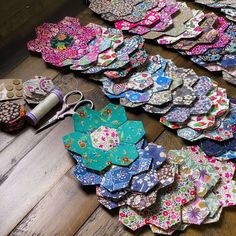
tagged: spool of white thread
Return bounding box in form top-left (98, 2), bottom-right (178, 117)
top-left (26, 89), bottom-right (63, 126)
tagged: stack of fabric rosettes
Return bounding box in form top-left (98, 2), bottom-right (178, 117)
top-left (193, 0), bottom-right (236, 23)
top-left (27, 15), bottom-right (236, 235)
top-left (27, 16), bottom-right (235, 144)
top-left (89, 0), bottom-right (236, 85)
top-left (62, 103), bottom-right (236, 235)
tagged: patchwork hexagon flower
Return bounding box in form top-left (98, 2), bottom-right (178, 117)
top-left (63, 103), bottom-right (145, 171)
top-left (27, 17), bottom-right (97, 66)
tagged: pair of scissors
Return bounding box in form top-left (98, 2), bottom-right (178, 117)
top-left (36, 90), bottom-right (94, 133)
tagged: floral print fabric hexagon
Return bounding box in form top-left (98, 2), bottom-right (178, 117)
top-left (89, 0), bottom-right (143, 17)
top-left (90, 126), bottom-right (120, 151)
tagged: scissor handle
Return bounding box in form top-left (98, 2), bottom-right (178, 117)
top-left (73, 99), bottom-right (94, 112)
top-left (63, 90), bottom-right (84, 107)
top-left (58, 99), bottom-right (94, 118)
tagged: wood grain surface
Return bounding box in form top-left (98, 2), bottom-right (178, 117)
top-left (0, 1), bottom-right (235, 236)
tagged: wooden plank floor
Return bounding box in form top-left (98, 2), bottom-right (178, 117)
top-left (0, 2), bottom-right (235, 236)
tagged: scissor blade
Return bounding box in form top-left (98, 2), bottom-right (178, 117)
top-left (35, 117), bottom-right (58, 133)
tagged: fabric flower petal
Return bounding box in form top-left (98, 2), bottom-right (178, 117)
top-left (73, 108), bottom-right (101, 133)
top-left (107, 143), bottom-right (139, 166)
top-left (99, 103), bottom-right (127, 128)
top-left (118, 121), bottom-right (145, 144)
